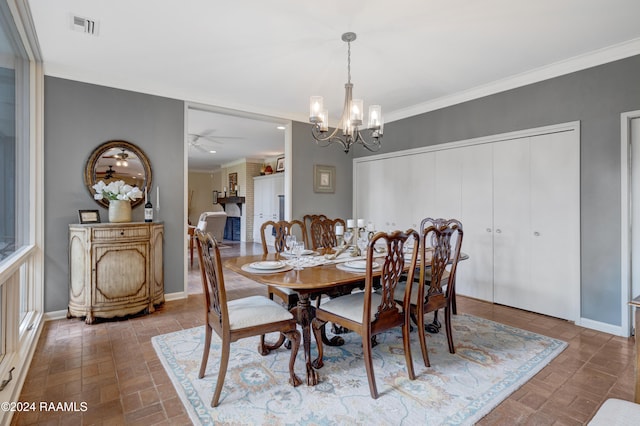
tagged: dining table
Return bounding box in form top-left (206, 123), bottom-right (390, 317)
top-left (224, 246), bottom-right (467, 386)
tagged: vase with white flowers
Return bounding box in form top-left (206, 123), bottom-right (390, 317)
top-left (92, 180), bottom-right (144, 223)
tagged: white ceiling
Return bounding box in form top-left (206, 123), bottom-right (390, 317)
top-left (28, 0), bottom-right (640, 168)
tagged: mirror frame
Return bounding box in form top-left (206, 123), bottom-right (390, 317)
top-left (84, 140), bottom-right (152, 209)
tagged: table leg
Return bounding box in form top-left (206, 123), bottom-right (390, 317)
top-left (290, 295), bottom-right (319, 386)
top-left (190, 235), bottom-right (194, 267)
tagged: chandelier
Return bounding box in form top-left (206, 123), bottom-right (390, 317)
top-left (309, 32), bottom-right (383, 154)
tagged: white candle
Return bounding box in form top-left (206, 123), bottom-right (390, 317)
top-left (346, 219), bottom-right (354, 229)
top-left (367, 222), bottom-right (375, 232)
top-left (156, 186), bottom-right (160, 209)
top-left (335, 225), bottom-right (344, 236)
top-left (357, 218), bottom-right (365, 228)
top-left (144, 188), bottom-right (148, 204)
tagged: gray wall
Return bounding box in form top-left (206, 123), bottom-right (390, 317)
top-left (291, 121), bottom-right (353, 221)
top-left (44, 77), bottom-right (184, 312)
top-left (355, 54), bottom-right (640, 326)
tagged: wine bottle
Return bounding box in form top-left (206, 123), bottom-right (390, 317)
top-left (144, 189), bottom-right (153, 222)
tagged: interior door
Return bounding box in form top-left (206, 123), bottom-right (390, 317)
top-left (458, 143), bottom-right (494, 301)
top-left (493, 137), bottom-right (531, 309)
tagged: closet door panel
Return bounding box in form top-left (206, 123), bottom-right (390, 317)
top-left (434, 149), bottom-right (462, 219)
top-left (411, 151), bottom-right (437, 229)
top-left (493, 138), bottom-right (531, 308)
top-left (529, 131), bottom-right (580, 320)
top-left (458, 143), bottom-right (494, 301)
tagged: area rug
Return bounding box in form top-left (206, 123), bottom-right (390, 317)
top-left (152, 314), bottom-right (566, 425)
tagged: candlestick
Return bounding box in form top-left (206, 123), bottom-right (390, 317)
top-left (357, 218), bottom-right (365, 228)
top-left (367, 222), bottom-right (375, 232)
top-left (335, 225), bottom-right (344, 236)
top-left (346, 219), bottom-right (354, 229)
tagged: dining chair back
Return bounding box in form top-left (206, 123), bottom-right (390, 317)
top-left (309, 217), bottom-right (346, 250)
top-left (311, 229), bottom-right (420, 399)
top-left (260, 219), bottom-right (308, 255)
top-left (415, 218), bottom-right (464, 366)
top-left (303, 214), bottom-right (328, 244)
top-left (194, 229), bottom-right (301, 406)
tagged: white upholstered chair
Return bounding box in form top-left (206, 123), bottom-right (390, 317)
top-left (197, 211), bottom-right (227, 242)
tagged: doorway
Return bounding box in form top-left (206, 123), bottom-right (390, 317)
top-left (621, 110), bottom-right (640, 336)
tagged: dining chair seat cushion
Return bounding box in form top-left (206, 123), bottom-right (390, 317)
top-left (228, 295), bottom-right (294, 329)
top-left (318, 291), bottom-right (383, 324)
top-left (393, 281), bottom-right (449, 305)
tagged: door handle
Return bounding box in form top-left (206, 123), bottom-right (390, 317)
top-left (486, 228), bottom-right (492, 233)
top-left (533, 231), bottom-right (540, 237)
top-left (495, 229), bottom-right (502, 234)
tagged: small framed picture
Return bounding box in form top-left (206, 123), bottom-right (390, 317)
top-left (313, 164), bottom-right (336, 193)
top-left (78, 210), bottom-right (101, 224)
top-left (276, 157), bottom-right (285, 172)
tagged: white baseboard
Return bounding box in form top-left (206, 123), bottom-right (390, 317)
top-left (45, 292), bottom-right (189, 321)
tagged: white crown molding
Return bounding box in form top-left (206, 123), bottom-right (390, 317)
top-left (44, 37), bottom-right (640, 126)
top-left (385, 37), bottom-right (640, 123)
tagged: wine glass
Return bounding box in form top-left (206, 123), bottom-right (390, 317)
top-left (357, 234), bottom-right (368, 258)
top-left (293, 242), bottom-right (304, 270)
top-left (285, 234), bottom-right (296, 255)
top-left (343, 230), bottom-right (353, 248)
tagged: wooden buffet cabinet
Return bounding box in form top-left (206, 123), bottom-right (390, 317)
top-left (68, 222), bottom-right (164, 324)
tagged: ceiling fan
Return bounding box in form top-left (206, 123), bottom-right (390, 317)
top-left (187, 130), bottom-right (245, 149)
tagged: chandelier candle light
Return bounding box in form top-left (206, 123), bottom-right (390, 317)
top-left (309, 32), bottom-right (383, 154)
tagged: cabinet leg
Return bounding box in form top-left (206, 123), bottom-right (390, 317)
top-left (85, 312), bottom-right (94, 324)
top-left (66, 308), bottom-right (72, 319)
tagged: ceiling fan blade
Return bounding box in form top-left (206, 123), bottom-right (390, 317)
top-left (189, 144), bottom-right (214, 154)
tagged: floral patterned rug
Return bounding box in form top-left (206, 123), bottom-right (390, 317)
top-left (152, 314), bottom-right (566, 425)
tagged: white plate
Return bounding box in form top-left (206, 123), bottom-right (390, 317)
top-left (344, 260), bottom-right (380, 270)
top-left (249, 261), bottom-right (285, 270)
top-left (301, 249), bottom-right (316, 256)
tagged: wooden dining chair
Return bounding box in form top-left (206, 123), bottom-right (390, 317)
top-left (397, 218), bottom-right (463, 367)
top-left (303, 214), bottom-right (327, 245)
top-left (194, 229), bottom-right (302, 406)
top-left (309, 217), bottom-right (346, 250)
top-left (260, 219), bottom-right (308, 308)
top-left (311, 229), bottom-right (420, 399)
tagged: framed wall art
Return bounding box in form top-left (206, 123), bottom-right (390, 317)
top-left (313, 164), bottom-right (335, 193)
top-left (276, 157), bottom-right (285, 172)
top-left (78, 209), bottom-right (101, 224)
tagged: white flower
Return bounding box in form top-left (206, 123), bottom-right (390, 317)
top-left (92, 180), bottom-right (144, 202)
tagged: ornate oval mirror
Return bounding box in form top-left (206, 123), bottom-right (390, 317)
top-left (84, 140), bottom-right (152, 209)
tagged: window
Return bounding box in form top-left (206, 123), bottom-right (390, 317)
top-left (0, 0), bottom-right (44, 419)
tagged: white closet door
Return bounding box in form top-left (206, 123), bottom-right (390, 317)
top-left (493, 137), bottom-right (531, 309)
top-left (434, 148), bottom-right (462, 219)
top-left (355, 160), bottom-right (381, 229)
top-left (529, 131), bottom-right (580, 320)
top-left (411, 151), bottom-right (437, 229)
top-left (382, 155), bottom-right (406, 232)
top-left (458, 143), bottom-right (494, 301)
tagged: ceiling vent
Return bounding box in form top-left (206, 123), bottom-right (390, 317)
top-left (70, 14), bottom-right (99, 36)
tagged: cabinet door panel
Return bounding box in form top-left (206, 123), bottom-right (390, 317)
top-left (529, 131), bottom-right (580, 320)
top-left (458, 143), bottom-right (494, 301)
top-left (493, 138), bottom-right (531, 308)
